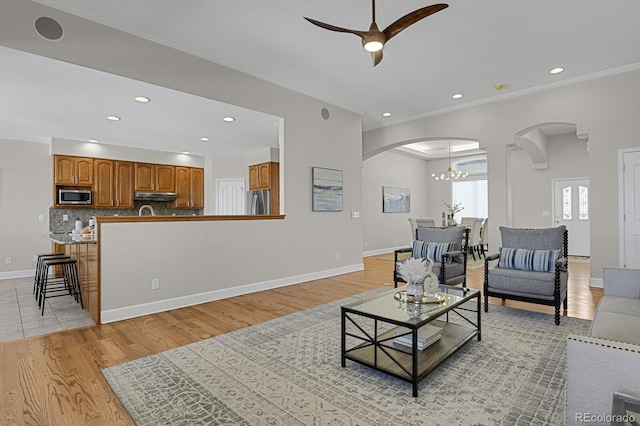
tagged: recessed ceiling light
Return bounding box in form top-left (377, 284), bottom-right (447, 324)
top-left (182, 151), bottom-right (190, 155)
top-left (223, 116), bottom-right (235, 122)
top-left (134, 96), bottom-right (150, 103)
top-left (200, 137), bottom-right (211, 142)
top-left (382, 112), bottom-right (392, 117)
top-left (106, 115), bottom-right (120, 121)
top-left (452, 93), bottom-right (463, 99)
top-left (494, 83), bottom-right (505, 91)
top-left (88, 139), bottom-right (99, 143)
top-left (550, 67), bottom-right (564, 74)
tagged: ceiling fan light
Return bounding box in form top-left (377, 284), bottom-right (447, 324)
top-left (364, 40), bottom-right (383, 52)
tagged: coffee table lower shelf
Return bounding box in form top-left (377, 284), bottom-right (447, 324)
top-left (343, 320), bottom-right (478, 396)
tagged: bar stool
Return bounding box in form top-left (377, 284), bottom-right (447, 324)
top-left (33, 253), bottom-right (70, 298)
top-left (38, 257), bottom-right (83, 315)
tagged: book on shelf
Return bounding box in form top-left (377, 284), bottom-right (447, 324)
top-left (393, 324), bottom-right (442, 351)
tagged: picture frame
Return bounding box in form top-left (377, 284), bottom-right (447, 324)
top-left (312, 167), bottom-right (343, 212)
top-left (383, 186), bottom-right (410, 213)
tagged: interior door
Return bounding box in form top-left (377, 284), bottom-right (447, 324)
top-left (553, 178), bottom-right (590, 257)
top-left (622, 151), bottom-right (640, 268)
top-left (217, 179), bottom-right (245, 215)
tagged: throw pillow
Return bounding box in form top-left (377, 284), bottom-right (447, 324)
top-left (412, 241), bottom-right (457, 263)
top-left (498, 248), bottom-right (560, 272)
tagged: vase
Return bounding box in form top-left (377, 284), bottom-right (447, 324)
top-left (424, 258), bottom-right (440, 300)
top-left (405, 303), bottom-right (422, 319)
top-left (405, 280), bottom-right (424, 303)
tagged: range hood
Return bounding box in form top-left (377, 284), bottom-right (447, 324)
top-left (134, 191), bottom-right (177, 202)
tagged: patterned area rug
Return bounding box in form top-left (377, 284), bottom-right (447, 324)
top-left (103, 288), bottom-right (591, 425)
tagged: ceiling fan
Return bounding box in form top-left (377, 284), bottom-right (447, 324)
top-left (304, 1), bottom-right (448, 66)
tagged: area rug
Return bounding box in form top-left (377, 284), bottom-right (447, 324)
top-left (102, 288), bottom-right (591, 425)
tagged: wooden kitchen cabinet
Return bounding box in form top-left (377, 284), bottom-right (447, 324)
top-left (174, 167), bottom-right (204, 209)
top-left (249, 162), bottom-right (277, 190)
top-left (92, 160), bottom-right (134, 208)
top-left (54, 155), bottom-right (93, 186)
top-left (135, 163), bottom-right (175, 193)
top-left (93, 159), bottom-right (114, 207)
top-left (114, 161), bottom-right (134, 208)
top-left (248, 162), bottom-right (279, 214)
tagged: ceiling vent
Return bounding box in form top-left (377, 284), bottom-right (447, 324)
top-left (35, 17), bottom-right (64, 41)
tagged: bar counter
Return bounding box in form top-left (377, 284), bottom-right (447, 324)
top-left (45, 233), bottom-right (99, 323)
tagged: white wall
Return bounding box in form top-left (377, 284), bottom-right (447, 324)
top-left (364, 69), bottom-right (640, 279)
top-left (0, 139), bottom-right (51, 277)
top-left (0, 2), bottom-right (365, 310)
top-left (52, 138), bottom-right (205, 168)
top-left (362, 150), bottom-right (430, 253)
top-left (510, 133), bottom-right (589, 228)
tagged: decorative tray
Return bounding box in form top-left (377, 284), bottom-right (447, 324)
top-left (394, 290), bottom-right (445, 304)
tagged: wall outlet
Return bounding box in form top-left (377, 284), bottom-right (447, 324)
top-left (351, 211), bottom-right (360, 218)
top-left (151, 278), bottom-right (160, 290)
top-left (33, 255), bottom-right (38, 262)
top-left (63, 214), bottom-right (69, 221)
top-left (5, 257), bottom-right (11, 265)
top-left (38, 214), bottom-right (45, 222)
top-left (335, 253), bottom-right (340, 261)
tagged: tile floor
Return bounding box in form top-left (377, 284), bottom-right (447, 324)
top-left (0, 276), bottom-right (95, 344)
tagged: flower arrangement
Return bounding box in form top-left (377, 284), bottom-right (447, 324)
top-left (442, 199), bottom-right (464, 216)
top-left (396, 257), bottom-right (428, 284)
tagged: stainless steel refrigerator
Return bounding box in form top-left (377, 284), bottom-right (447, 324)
top-left (247, 189), bottom-right (270, 215)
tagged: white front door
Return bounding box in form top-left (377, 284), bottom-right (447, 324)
top-left (622, 151), bottom-right (640, 268)
top-left (553, 178), bottom-right (590, 257)
top-left (217, 179), bottom-right (245, 215)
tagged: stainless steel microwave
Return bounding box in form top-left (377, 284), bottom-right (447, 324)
top-left (58, 189), bottom-right (92, 205)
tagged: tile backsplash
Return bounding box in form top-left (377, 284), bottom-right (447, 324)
top-left (49, 201), bottom-right (202, 233)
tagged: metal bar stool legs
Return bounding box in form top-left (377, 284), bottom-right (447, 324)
top-left (39, 257), bottom-right (83, 315)
top-left (33, 253), bottom-right (69, 298)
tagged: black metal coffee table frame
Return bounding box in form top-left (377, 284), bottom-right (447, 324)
top-left (341, 286), bottom-right (481, 397)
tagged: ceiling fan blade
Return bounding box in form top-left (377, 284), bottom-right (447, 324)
top-left (371, 50), bottom-right (383, 67)
top-left (304, 17), bottom-right (367, 38)
top-left (383, 3), bottom-right (448, 41)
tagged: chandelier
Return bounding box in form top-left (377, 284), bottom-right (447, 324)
top-left (432, 140), bottom-right (468, 181)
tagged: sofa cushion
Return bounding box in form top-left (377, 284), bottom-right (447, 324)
top-left (498, 248), bottom-right (560, 272)
top-left (487, 266), bottom-right (567, 299)
top-left (412, 241), bottom-right (456, 263)
top-left (431, 261), bottom-right (465, 283)
top-left (590, 296), bottom-right (640, 345)
top-left (499, 226), bottom-right (566, 251)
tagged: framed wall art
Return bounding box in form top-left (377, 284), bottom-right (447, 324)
top-left (312, 167), bottom-right (343, 212)
top-left (383, 186), bottom-right (410, 213)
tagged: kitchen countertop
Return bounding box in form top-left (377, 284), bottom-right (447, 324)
top-left (95, 214), bottom-right (285, 223)
top-left (46, 233), bottom-right (97, 245)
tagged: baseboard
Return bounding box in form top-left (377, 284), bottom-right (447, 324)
top-left (0, 269), bottom-right (35, 280)
top-left (589, 277), bottom-right (604, 288)
top-left (100, 263), bottom-right (365, 324)
top-left (364, 246), bottom-right (408, 257)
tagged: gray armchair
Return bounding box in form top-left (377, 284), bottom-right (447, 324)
top-left (484, 226), bottom-right (568, 325)
top-left (394, 226), bottom-right (469, 288)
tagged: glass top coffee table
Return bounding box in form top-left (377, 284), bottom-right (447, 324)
top-left (341, 285), bottom-right (481, 397)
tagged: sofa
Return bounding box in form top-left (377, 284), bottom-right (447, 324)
top-left (566, 267), bottom-right (640, 424)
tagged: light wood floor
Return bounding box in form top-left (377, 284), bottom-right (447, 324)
top-left (0, 255), bottom-right (601, 425)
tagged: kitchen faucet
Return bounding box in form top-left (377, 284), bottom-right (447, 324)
top-left (138, 204), bottom-right (155, 216)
